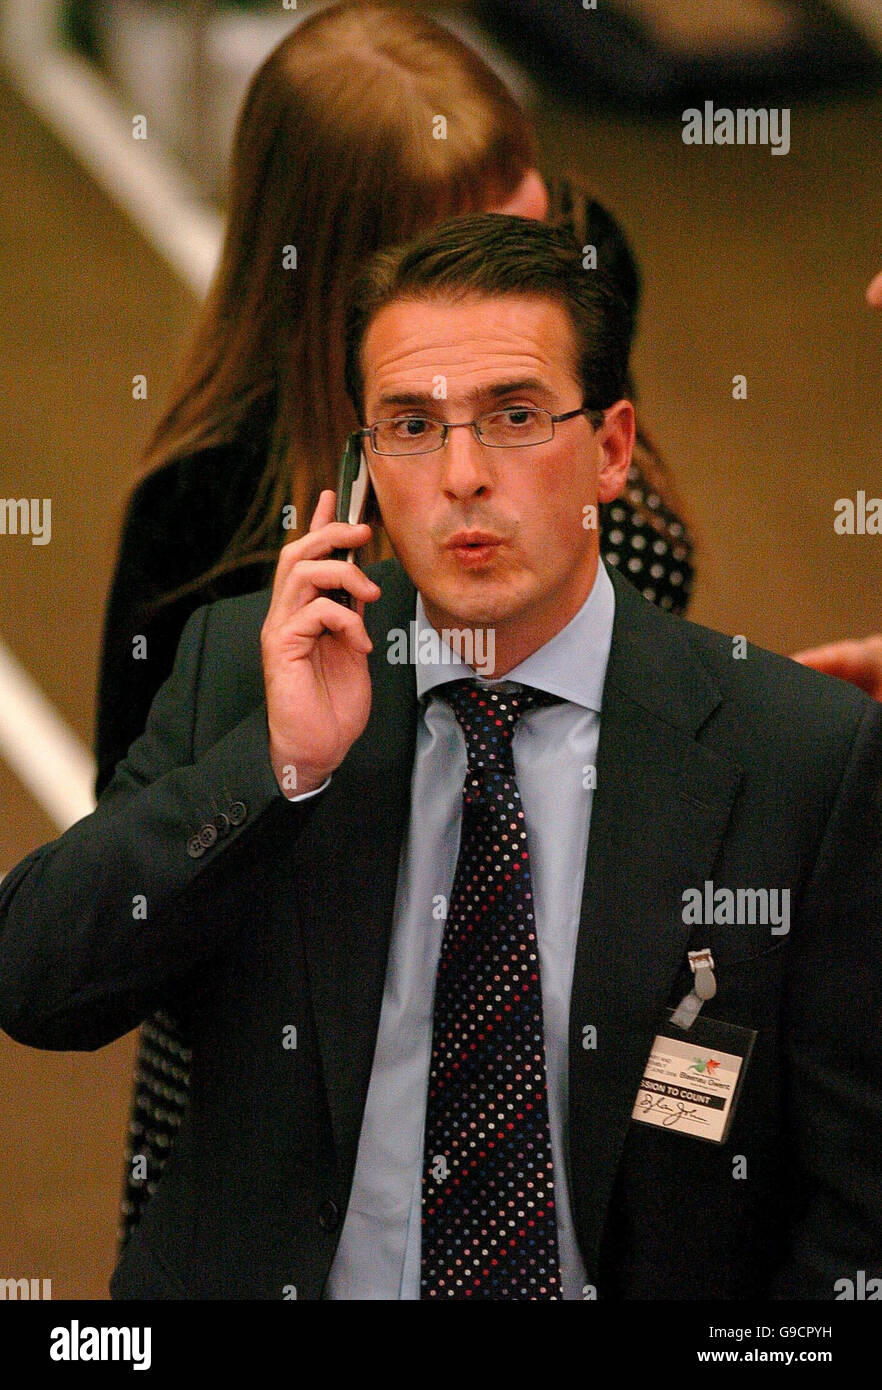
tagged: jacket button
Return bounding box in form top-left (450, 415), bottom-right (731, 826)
top-left (318, 1200), bottom-right (340, 1232)
top-left (198, 823), bottom-right (218, 849)
top-left (228, 801), bottom-right (247, 826)
top-left (187, 835), bottom-right (204, 858)
top-left (213, 812), bottom-right (231, 837)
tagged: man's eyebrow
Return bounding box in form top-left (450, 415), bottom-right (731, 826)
top-left (375, 378), bottom-right (553, 410)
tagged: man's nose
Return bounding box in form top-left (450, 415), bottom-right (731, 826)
top-left (438, 423), bottom-right (495, 498)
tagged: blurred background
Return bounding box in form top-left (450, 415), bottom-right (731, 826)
top-left (2, 0), bottom-right (882, 1298)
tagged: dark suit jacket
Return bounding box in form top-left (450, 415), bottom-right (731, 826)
top-left (1, 561), bottom-right (880, 1299)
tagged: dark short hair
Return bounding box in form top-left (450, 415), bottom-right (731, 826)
top-left (344, 212), bottom-right (632, 421)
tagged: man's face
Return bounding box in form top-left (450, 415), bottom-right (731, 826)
top-left (360, 292), bottom-right (632, 657)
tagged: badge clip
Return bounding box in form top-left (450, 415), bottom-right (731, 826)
top-left (670, 948), bottom-right (717, 1029)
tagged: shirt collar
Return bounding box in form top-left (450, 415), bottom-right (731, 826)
top-left (414, 559), bottom-right (615, 714)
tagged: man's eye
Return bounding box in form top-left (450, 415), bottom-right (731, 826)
top-left (392, 417), bottom-right (430, 437)
top-left (501, 407), bottom-right (537, 426)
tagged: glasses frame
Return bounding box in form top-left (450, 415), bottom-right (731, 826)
top-left (359, 404), bottom-right (606, 456)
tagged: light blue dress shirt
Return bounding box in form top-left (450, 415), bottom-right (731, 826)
top-left (320, 560), bottom-right (616, 1299)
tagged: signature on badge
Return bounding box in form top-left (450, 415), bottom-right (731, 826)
top-left (637, 1094), bottom-right (709, 1127)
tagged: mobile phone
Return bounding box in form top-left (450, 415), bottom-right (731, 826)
top-left (328, 431), bottom-right (373, 608)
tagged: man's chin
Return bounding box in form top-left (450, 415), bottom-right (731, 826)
top-left (419, 576), bottom-right (527, 630)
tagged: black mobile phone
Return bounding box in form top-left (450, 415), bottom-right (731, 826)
top-left (328, 431), bottom-right (373, 608)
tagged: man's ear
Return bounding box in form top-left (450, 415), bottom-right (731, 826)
top-left (597, 399), bottom-right (636, 504)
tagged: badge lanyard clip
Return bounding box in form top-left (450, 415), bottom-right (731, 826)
top-left (670, 948), bottom-right (717, 1029)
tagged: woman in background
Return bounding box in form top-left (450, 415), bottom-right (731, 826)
top-left (95, 1), bottom-right (694, 1246)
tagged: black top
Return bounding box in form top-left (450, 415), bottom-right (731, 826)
top-left (95, 424), bottom-right (693, 795)
top-left (95, 407), bottom-right (277, 795)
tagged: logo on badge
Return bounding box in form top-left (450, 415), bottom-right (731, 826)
top-left (687, 1056), bottom-right (721, 1075)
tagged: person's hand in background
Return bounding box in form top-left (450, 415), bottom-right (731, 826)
top-left (867, 266), bottom-right (882, 309)
top-left (792, 636), bottom-right (882, 701)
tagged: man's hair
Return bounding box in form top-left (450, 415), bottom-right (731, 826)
top-left (344, 212), bottom-right (633, 421)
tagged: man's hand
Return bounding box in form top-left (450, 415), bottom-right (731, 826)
top-left (792, 635), bottom-right (882, 702)
top-left (261, 490), bottom-right (381, 796)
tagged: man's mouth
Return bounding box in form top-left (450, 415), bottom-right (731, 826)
top-left (443, 532), bottom-right (505, 565)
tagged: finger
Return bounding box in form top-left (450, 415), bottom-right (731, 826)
top-left (791, 643), bottom-right (876, 692)
top-left (793, 638), bottom-right (882, 699)
top-left (268, 485), bottom-right (362, 607)
top-left (271, 595), bottom-right (374, 654)
top-left (309, 489), bottom-right (337, 532)
top-left (268, 519), bottom-right (373, 611)
top-left (792, 641), bottom-right (863, 675)
top-left (867, 268), bottom-right (882, 310)
top-left (272, 558), bottom-right (380, 622)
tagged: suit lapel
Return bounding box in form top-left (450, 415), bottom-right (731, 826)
top-left (292, 561), bottom-right (418, 1188)
top-left (567, 569), bottom-right (744, 1279)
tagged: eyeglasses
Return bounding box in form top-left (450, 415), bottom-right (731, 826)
top-left (360, 405), bottom-right (605, 456)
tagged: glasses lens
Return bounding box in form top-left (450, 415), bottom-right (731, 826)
top-left (478, 407), bottom-right (552, 447)
top-left (374, 417), bottom-right (443, 455)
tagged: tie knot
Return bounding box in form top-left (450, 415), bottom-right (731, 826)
top-left (437, 678), bottom-right (560, 772)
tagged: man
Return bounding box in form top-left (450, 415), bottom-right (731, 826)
top-left (1, 216), bottom-right (880, 1299)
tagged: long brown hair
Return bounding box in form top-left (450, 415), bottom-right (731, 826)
top-left (141, 1), bottom-right (537, 583)
top-left (141, 1), bottom-right (690, 596)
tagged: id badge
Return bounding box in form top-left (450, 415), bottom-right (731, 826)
top-left (631, 1010), bottom-right (756, 1144)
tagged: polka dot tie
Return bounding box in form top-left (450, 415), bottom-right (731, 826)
top-left (420, 678), bottom-right (563, 1299)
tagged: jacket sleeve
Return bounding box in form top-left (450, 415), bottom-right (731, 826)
top-left (0, 603), bottom-right (312, 1052)
top-left (771, 698), bottom-right (882, 1297)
